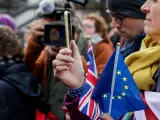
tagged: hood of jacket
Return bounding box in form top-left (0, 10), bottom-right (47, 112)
top-left (0, 60), bottom-right (41, 97)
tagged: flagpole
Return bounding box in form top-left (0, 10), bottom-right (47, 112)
top-left (108, 43), bottom-right (120, 115)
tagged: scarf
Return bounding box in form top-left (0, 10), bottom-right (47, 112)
top-left (125, 35), bottom-right (160, 91)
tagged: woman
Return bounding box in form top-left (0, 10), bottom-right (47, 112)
top-left (0, 26), bottom-right (54, 120)
top-left (0, 26), bottom-right (38, 120)
top-left (125, 0), bottom-right (160, 91)
top-left (53, 0), bottom-right (160, 119)
top-left (82, 13), bottom-right (114, 75)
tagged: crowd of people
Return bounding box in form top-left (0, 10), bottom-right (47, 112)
top-left (0, 0), bottom-right (160, 119)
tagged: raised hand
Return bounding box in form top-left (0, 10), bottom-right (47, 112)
top-left (28, 18), bottom-right (50, 41)
top-left (53, 40), bottom-right (85, 89)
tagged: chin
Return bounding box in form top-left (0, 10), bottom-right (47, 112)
top-left (144, 26), bottom-right (153, 36)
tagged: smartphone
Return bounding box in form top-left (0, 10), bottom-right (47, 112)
top-left (64, 11), bottom-right (72, 48)
top-left (44, 21), bottom-right (75, 46)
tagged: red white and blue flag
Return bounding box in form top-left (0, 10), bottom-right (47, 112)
top-left (78, 40), bottom-right (102, 120)
top-left (121, 91), bottom-right (160, 120)
top-left (77, 41), bottom-right (160, 120)
top-left (134, 91), bottom-right (160, 120)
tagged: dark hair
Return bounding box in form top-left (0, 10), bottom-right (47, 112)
top-left (0, 25), bottom-right (22, 58)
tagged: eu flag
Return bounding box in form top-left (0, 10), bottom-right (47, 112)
top-left (91, 46), bottom-right (146, 119)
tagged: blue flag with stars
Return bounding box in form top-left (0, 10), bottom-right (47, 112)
top-left (91, 46), bottom-right (146, 119)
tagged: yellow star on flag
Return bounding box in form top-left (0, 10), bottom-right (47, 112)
top-left (112, 96), bottom-right (115, 100)
top-left (103, 94), bottom-right (107, 98)
top-left (124, 85), bottom-right (129, 90)
top-left (122, 77), bottom-right (127, 81)
top-left (121, 92), bottom-right (126, 96)
top-left (117, 96), bottom-right (122, 99)
top-left (117, 70), bottom-right (121, 75)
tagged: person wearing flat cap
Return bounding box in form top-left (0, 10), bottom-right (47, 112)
top-left (53, 0), bottom-right (147, 120)
top-left (107, 0), bottom-right (146, 59)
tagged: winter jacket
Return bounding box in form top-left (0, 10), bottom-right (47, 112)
top-left (120, 32), bottom-right (146, 59)
top-left (0, 60), bottom-right (42, 120)
top-left (93, 39), bottom-right (114, 76)
top-left (153, 65), bottom-right (160, 92)
top-left (24, 38), bottom-right (87, 120)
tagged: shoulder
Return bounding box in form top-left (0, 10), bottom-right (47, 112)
top-left (0, 80), bottom-right (16, 98)
top-left (0, 79), bottom-right (23, 110)
top-left (0, 80), bottom-right (13, 91)
top-left (0, 79), bottom-right (22, 100)
top-left (95, 40), bottom-right (113, 49)
top-left (94, 40), bottom-right (114, 53)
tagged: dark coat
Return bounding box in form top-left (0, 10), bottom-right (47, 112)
top-left (120, 32), bottom-right (146, 59)
top-left (0, 60), bottom-right (43, 120)
top-left (153, 65), bottom-right (160, 92)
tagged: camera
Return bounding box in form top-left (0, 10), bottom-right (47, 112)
top-left (40, 8), bottom-right (74, 46)
top-left (36, 0), bottom-right (78, 46)
top-left (44, 22), bottom-right (75, 46)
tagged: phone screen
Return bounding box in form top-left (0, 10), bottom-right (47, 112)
top-left (44, 22), bottom-right (75, 46)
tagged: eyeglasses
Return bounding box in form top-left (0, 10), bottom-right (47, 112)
top-left (82, 24), bottom-right (95, 29)
top-left (106, 10), bottom-right (126, 25)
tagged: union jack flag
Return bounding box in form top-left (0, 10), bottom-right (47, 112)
top-left (78, 40), bottom-right (102, 120)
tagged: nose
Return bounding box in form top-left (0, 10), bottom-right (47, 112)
top-left (141, 0), bottom-right (150, 14)
top-left (111, 17), bottom-right (121, 28)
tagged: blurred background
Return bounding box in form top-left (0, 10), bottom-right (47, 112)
top-left (0, 0), bottom-right (110, 34)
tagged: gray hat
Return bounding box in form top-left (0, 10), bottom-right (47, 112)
top-left (108, 0), bottom-right (146, 19)
top-left (35, 0), bottom-right (55, 17)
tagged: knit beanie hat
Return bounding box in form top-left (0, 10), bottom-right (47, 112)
top-left (108, 0), bottom-right (146, 19)
top-left (0, 14), bottom-right (16, 31)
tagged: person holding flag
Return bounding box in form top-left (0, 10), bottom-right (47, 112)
top-left (53, 39), bottom-right (146, 120)
top-left (53, 39), bottom-right (114, 120)
top-left (91, 43), bottom-right (146, 119)
top-left (53, 0), bottom-right (160, 119)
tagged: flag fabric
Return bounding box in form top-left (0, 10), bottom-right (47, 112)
top-left (120, 91), bottom-right (160, 120)
top-left (134, 91), bottom-right (160, 120)
top-left (78, 41), bottom-right (102, 120)
top-left (91, 46), bottom-right (146, 119)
